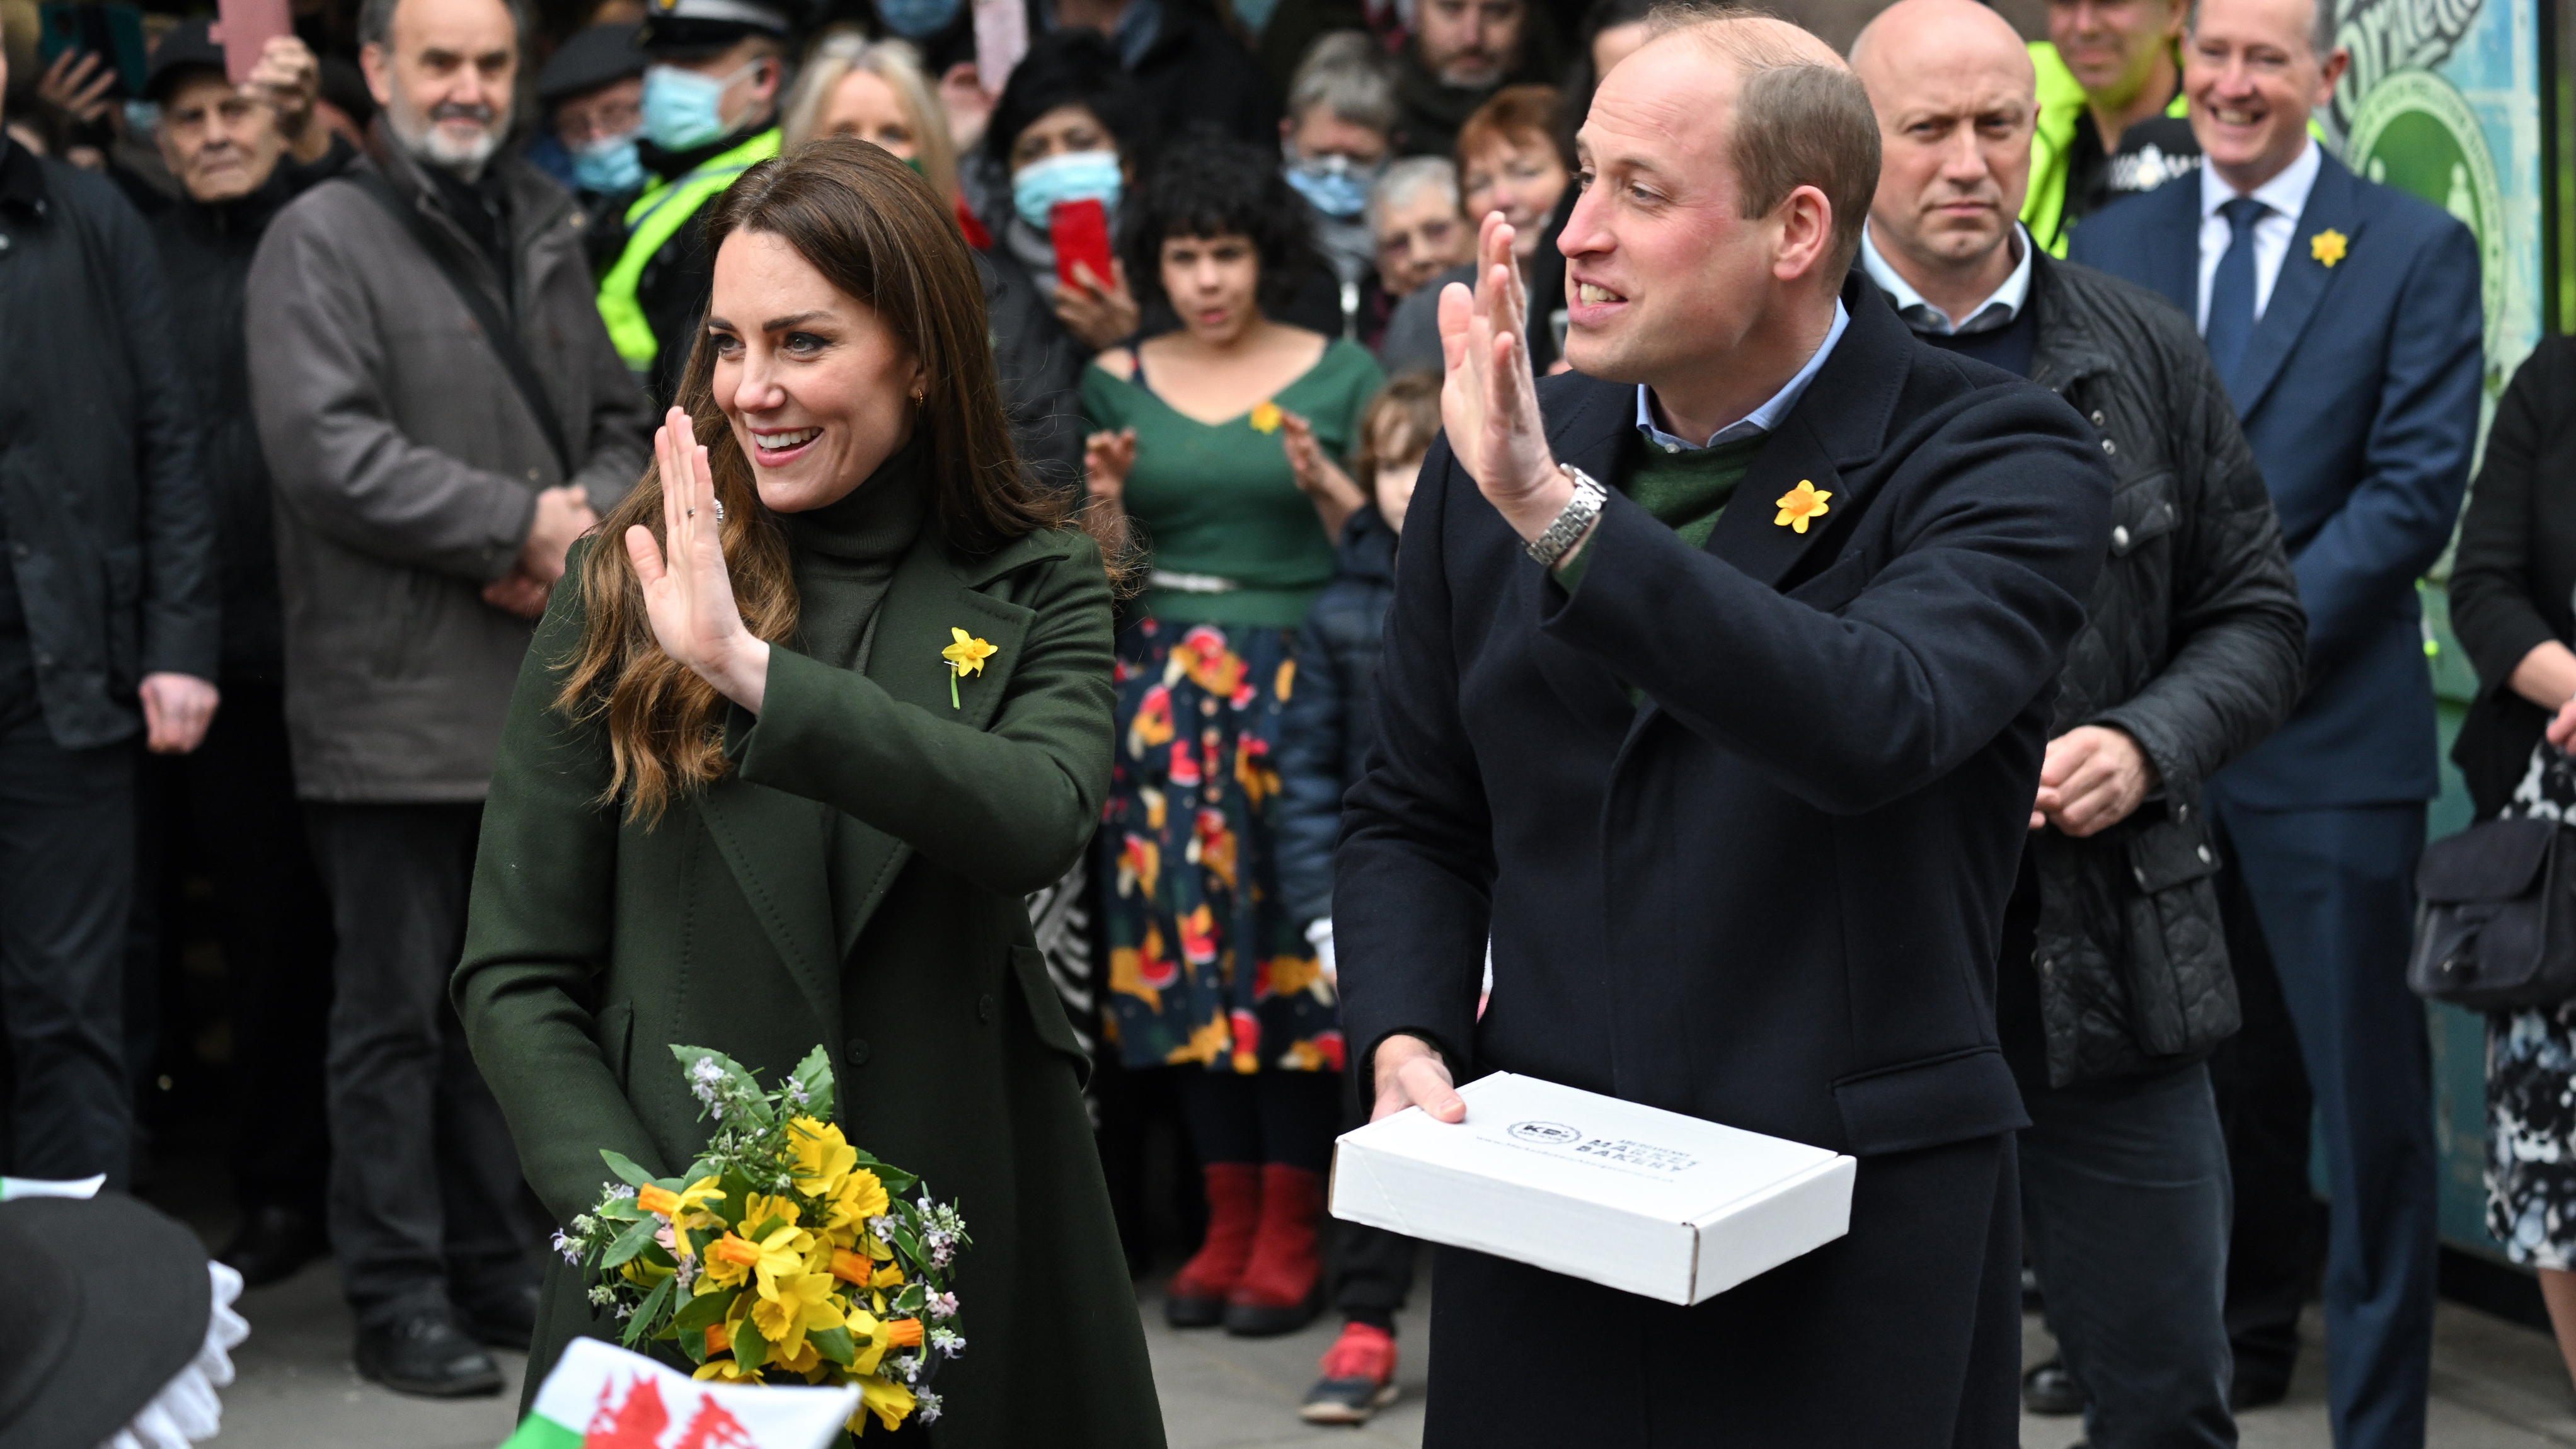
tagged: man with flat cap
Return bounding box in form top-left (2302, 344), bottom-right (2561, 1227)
top-left (528, 21), bottom-right (648, 260)
top-left (1335, 4), bottom-right (2113, 1442)
top-left (597, 0), bottom-right (795, 403)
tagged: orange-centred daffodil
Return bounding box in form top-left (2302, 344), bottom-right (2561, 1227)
top-left (636, 1174), bottom-right (723, 1229)
top-left (2311, 229), bottom-right (2348, 267)
top-left (1774, 479), bottom-right (1832, 534)
top-left (941, 628), bottom-right (997, 709)
top-left (698, 1194), bottom-right (813, 1295)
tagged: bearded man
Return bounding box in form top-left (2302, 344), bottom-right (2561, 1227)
top-left (1335, 6), bottom-right (2114, 1442)
top-left (245, 0), bottom-right (651, 1397)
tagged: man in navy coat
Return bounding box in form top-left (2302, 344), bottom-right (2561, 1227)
top-left (2069, 0), bottom-right (2483, 1437)
top-left (1335, 13), bottom-right (2113, 1444)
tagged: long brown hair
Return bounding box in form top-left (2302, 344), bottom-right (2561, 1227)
top-left (557, 137), bottom-right (1074, 824)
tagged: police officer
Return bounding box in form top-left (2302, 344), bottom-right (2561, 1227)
top-left (599, 0), bottom-right (795, 403)
top-left (2020, 0), bottom-right (2200, 256)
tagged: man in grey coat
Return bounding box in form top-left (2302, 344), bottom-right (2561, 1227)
top-left (246, 0), bottom-right (651, 1399)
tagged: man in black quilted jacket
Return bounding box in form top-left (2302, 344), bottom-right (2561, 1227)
top-left (1853, 2), bottom-right (2306, 1442)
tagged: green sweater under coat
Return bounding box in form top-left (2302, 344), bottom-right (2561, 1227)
top-left (452, 491), bottom-right (1163, 1445)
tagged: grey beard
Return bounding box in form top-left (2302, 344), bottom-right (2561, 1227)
top-left (387, 94), bottom-right (507, 180)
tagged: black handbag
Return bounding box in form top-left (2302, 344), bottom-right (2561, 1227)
top-left (2409, 816), bottom-right (2576, 1009)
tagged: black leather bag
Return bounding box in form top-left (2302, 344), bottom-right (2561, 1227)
top-left (2409, 816), bottom-right (2576, 1009)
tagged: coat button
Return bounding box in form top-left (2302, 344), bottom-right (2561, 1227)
top-left (2197, 845), bottom-right (2213, 863)
top-left (2134, 866), bottom-right (2149, 886)
top-left (845, 1039), bottom-right (870, 1067)
top-left (977, 994), bottom-right (996, 1022)
top-left (2100, 437), bottom-right (2117, 456)
top-left (2176, 803), bottom-right (2190, 822)
top-left (0, 233), bottom-right (12, 253)
top-left (2090, 410), bottom-right (2105, 426)
top-left (2112, 525), bottom-right (2131, 549)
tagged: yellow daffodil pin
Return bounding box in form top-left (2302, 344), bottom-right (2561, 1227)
top-left (1249, 401), bottom-right (1284, 433)
top-left (1774, 479), bottom-right (1832, 534)
top-left (942, 627), bottom-right (997, 709)
top-left (2311, 229), bottom-right (2348, 268)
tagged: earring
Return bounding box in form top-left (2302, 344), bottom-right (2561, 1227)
top-left (912, 387), bottom-right (926, 407)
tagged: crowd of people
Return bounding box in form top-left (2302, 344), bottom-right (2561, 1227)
top-left (0, 0), bottom-right (2560, 1439)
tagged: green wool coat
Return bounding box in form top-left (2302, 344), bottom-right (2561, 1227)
top-left (452, 522), bottom-right (1166, 1446)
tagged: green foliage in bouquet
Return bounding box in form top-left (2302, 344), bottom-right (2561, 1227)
top-left (554, 1045), bottom-right (972, 1435)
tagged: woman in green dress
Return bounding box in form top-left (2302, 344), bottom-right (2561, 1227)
top-left (1081, 137), bottom-right (1385, 1338)
top-left (454, 139), bottom-right (1163, 1445)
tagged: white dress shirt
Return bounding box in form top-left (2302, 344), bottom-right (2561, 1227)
top-left (2195, 139), bottom-right (2321, 333)
top-left (1635, 299), bottom-right (1852, 452)
top-left (1857, 222), bottom-right (2035, 335)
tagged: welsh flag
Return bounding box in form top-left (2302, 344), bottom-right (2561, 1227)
top-left (500, 1338), bottom-right (860, 1449)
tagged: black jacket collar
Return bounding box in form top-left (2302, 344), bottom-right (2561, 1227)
top-left (0, 138), bottom-right (49, 217)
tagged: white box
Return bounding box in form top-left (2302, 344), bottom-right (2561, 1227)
top-left (1328, 1072), bottom-right (1857, 1305)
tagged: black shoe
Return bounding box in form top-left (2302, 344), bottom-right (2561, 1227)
top-left (457, 1282), bottom-right (539, 1351)
top-left (2022, 1357), bottom-right (2086, 1416)
top-left (354, 1312), bottom-right (503, 1398)
top-left (217, 1205), bottom-right (329, 1290)
top-left (2229, 1373), bottom-right (2289, 1411)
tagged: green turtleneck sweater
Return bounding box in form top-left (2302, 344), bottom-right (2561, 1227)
top-left (781, 437), bottom-right (930, 671)
top-left (1559, 432), bottom-right (1767, 592)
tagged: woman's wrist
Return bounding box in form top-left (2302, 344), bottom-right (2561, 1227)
top-left (2509, 640), bottom-right (2576, 711)
top-left (700, 636), bottom-right (771, 714)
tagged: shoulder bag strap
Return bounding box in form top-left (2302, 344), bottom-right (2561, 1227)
top-left (348, 168), bottom-right (573, 476)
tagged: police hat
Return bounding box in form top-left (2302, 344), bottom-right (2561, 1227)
top-left (636, 0), bottom-right (800, 54)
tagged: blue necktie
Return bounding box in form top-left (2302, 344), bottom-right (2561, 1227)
top-left (2204, 196), bottom-right (2267, 386)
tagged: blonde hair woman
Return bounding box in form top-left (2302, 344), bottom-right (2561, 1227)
top-left (782, 28), bottom-right (958, 206)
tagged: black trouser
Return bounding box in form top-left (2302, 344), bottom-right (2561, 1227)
top-left (125, 680), bottom-right (333, 1214)
top-left (306, 801), bottom-right (532, 1329)
top-left (0, 704), bottom-right (135, 1184)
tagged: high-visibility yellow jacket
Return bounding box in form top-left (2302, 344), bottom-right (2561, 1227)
top-left (2021, 41), bottom-right (2190, 258)
top-left (597, 128), bottom-right (783, 377)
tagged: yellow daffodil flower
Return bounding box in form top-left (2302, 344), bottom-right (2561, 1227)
top-left (855, 1373), bottom-right (918, 1433)
top-left (788, 1117), bottom-right (858, 1198)
top-left (1774, 479), bottom-right (1832, 534)
top-left (1249, 401), bottom-right (1284, 433)
top-left (846, 1307), bottom-right (894, 1376)
top-left (700, 1198), bottom-right (812, 1295)
top-left (750, 1269), bottom-right (846, 1361)
top-left (693, 1354), bottom-right (763, 1383)
top-left (941, 628), bottom-right (998, 708)
top-left (635, 1175), bottom-right (723, 1230)
top-left (2311, 229), bottom-right (2348, 267)
top-left (871, 1263), bottom-right (906, 1290)
top-left (819, 1167), bottom-right (890, 1239)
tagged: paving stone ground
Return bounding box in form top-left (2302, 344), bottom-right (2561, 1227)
top-left (190, 1247), bottom-right (2576, 1448)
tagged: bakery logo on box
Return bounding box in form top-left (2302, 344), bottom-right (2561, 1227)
top-left (1505, 1120), bottom-right (1702, 1173)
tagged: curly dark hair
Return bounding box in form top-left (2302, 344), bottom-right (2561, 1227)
top-left (1119, 137), bottom-right (1316, 316)
top-left (982, 30), bottom-right (1158, 170)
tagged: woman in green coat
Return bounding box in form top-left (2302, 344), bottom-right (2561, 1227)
top-left (452, 139), bottom-right (1163, 1445)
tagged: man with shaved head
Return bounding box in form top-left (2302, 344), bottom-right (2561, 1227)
top-left (1854, 1), bottom-right (2304, 1439)
top-left (1331, 4), bottom-right (2117, 1441)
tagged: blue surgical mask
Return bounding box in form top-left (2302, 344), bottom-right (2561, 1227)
top-left (878, 0), bottom-right (963, 38)
top-left (641, 61), bottom-right (756, 152)
top-left (1284, 151), bottom-right (1379, 219)
top-left (123, 100), bottom-right (161, 137)
top-left (571, 132), bottom-right (645, 192)
top-left (1011, 149), bottom-right (1122, 232)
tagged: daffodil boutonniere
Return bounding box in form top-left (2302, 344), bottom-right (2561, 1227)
top-left (2311, 229), bottom-right (2348, 268)
top-left (941, 627), bottom-right (996, 709)
top-left (1774, 479), bottom-right (1832, 534)
top-left (1249, 401), bottom-right (1284, 433)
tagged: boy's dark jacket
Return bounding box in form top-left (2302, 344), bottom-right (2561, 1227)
top-left (1278, 504), bottom-right (1398, 927)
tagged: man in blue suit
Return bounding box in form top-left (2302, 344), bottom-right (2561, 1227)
top-left (2069, 0), bottom-right (2482, 1440)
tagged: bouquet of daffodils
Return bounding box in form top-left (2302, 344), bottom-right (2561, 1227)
top-left (555, 1044), bottom-right (971, 1436)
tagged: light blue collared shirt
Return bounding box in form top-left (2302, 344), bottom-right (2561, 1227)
top-left (1634, 299), bottom-right (1851, 453)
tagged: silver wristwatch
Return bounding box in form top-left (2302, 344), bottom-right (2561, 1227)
top-left (1524, 464), bottom-right (1609, 568)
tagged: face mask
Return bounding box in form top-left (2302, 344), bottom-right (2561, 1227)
top-left (1011, 149), bottom-right (1122, 232)
top-left (571, 132), bottom-right (645, 192)
top-left (124, 100), bottom-right (161, 137)
top-left (1231, 0), bottom-right (1280, 33)
top-left (877, 0), bottom-right (963, 38)
top-left (1284, 151), bottom-right (1381, 219)
top-left (642, 61), bottom-right (757, 152)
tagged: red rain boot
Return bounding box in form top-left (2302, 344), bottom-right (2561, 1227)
top-left (1165, 1163), bottom-right (1262, 1327)
top-left (1223, 1164), bottom-right (1325, 1336)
